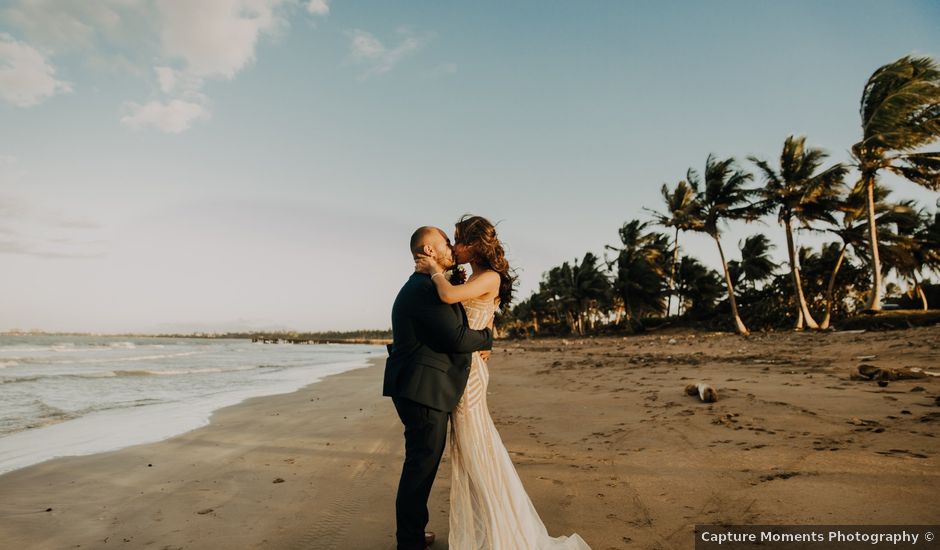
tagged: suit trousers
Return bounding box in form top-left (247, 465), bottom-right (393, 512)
top-left (392, 396), bottom-right (449, 550)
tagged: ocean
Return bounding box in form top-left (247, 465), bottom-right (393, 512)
top-left (0, 335), bottom-right (383, 475)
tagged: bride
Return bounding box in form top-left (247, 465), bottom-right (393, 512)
top-left (415, 215), bottom-right (591, 550)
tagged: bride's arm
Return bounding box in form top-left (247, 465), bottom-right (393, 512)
top-left (415, 256), bottom-right (500, 304)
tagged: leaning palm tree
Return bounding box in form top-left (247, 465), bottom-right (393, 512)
top-left (818, 183), bottom-right (918, 326)
top-left (852, 55), bottom-right (940, 310)
top-left (749, 135), bottom-right (847, 329)
top-left (686, 155), bottom-right (759, 335)
top-left (647, 176), bottom-right (698, 316)
top-left (817, 184), bottom-right (868, 328)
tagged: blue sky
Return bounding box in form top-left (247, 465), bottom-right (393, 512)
top-left (1, 1), bottom-right (938, 333)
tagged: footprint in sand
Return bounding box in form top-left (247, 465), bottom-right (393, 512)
top-left (758, 471), bottom-right (801, 482)
top-left (875, 449), bottom-right (929, 459)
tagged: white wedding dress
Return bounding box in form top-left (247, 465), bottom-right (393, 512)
top-left (448, 296), bottom-right (592, 550)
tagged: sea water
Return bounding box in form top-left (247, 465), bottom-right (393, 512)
top-left (0, 335), bottom-right (383, 475)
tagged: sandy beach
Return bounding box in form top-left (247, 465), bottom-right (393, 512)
top-left (1, 327), bottom-right (938, 550)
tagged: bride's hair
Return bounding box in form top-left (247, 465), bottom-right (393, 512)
top-left (454, 214), bottom-right (517, 308)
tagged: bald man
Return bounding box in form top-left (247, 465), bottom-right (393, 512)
top-left (383, 226), bottom-right (494, 550)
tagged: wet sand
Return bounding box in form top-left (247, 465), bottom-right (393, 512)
top-left (0, 326), bottom-right (938, 549)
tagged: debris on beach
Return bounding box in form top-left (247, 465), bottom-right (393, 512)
top-left (685, 382), bottom-right (718, 403)
top-left (851, 364), bottom-right (933, 381)
top-left (849, 417), bottom-right (879, 427)
top-left (920, 412), bottom-right (940, 423)
top-left (712, 412), bottom-right (739, 426)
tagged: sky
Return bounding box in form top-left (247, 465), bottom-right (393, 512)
top-left (1, 0), bottom-right (939, 334)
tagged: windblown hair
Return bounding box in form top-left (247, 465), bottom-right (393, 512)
top-left (454, 214), bottom-right (517, 308)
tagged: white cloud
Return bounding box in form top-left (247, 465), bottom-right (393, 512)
top-left (1, 1), bottom-right (154, 69)
top-left (0, 0), bottom-right (344, 131)
top-left (348, 27), bottom-right (432, 78)
top-left (3, 1), bottom-right (119, 51)
top-left (0, 33), bottom-right (72, 107)
top-left (120, 99), bottom-right (210, 134)
top-left (156, 0), bottom-right (288, 80)
top-left (133, 0), bottom-right (290, 134)
top-left (306, 0), bottom-right (330, 16)
top-left (154, 66), bottom-right (205, 98)
top-left (154, 65), bottom-right (177, 94)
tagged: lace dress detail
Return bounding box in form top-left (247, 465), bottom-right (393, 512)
top-left (448, 297), bottom-right (592, 550)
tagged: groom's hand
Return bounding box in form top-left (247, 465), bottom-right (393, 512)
top-left (480, 350), bottom-right (491, 361)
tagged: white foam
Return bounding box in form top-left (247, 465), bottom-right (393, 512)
top-left (2, 364), bottom-right (269, 383)
top-left (46, 350), bottom-right (206, 365)
top-left (0, 355), bottom-right (375, 476)
top-left (108, 342), bottom-right (137, 349)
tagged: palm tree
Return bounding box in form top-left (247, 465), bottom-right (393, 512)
top-left (647, 176), bottom-right (698, 316)
top-left (686, 155), bottom-right (759, 335)
top-left (817, 184), bottom-right (868, 328)
top-left (505, 290), bottom-right (552, 336)
top-left (818, 184), bottom-right (918, 326)
top-left (541, 253), bottom-right (610, 335)
top-left (852, 55), bottom-right (940, 311)
top-left (674, 255), bottom-right (724, 318)
top-left (883, 202), bottom-right (939, 310)
top-left (799, 241), bottom-right (867, 327)
top-left (572, 252), bottom-right (611, 334)
top-left (728, 234), bottom-right (779, 291)
top-left (749, 135), bottom-right (847, 329)
top-left (606, 220), bottom-right (670, 322)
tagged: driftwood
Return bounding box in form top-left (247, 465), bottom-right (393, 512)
top-left (685, 382), bottom-right (719, 403)
top-left (852, 364), bottom-right (938, 381)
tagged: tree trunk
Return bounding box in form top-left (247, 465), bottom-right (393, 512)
top-left (575, 303), bottom-right (584, 336)
top-left (820, 243), bottom-right (847, 330)
top-left (917, 285), bottom-right (928, 311)
top-left (863, 174), bottom-right (883, 310)
top-left (622, 292), bottom-right (636, 323)
top-left (666, 227), bottom-right (680, 317)
top-left (784, 217), bottom-right (819, 329)
top-left (913, 273), bottom-right (928, 311)
top-left (714, 235), bottom-right (749, 336)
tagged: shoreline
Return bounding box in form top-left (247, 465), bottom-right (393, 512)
top-left (0, 348), bottom-right (382, 477)
top-left (0, 355), bottom-right (401, 550)
top-left (1, 328), bottom-right (937, 549)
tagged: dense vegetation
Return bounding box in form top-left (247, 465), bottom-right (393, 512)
top-left (497, 56), bottom-right (940, 337)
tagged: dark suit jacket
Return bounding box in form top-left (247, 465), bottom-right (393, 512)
top-left (383, 272), bottom-right (493, 412)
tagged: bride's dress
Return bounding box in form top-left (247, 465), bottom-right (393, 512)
top-left (448, 296), bottom-right (591, 550)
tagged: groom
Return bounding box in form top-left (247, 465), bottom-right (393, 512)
top-left (383, 226), bottom-right (494, 550)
